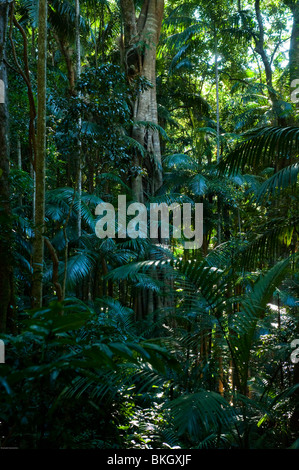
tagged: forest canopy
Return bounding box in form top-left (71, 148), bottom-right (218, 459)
top-left (0, 0), bottom-right (299, 450)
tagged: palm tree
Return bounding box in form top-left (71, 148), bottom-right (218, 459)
top-left (0, 0), bottom-right (15, 332)
top-left (31, 0), bottom-right (48, 308)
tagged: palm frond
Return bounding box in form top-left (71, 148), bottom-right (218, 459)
top-left (96, 173), bottom-right (131, 192)
top-left (123, 135), bottom-right (146, 157)
top-left (163, 153), bottom-right (198, 171)
top-left (165, 390), bottom-right (236, 440)
top-left (228, 256), bottom-right (294, 389)
top-left (134, 120), bottom-right (169, 141)
top-left (256, 162), bottom-right (299, 203)
top-left (65, 250), bottom-right (96, 289)
top-left (240, 216), bottom-right (299, 269)
top-left (230, 256), bottom-right (292, 338)
top-left (219, 126), bottom-right (299, 175)
top-left (19, 0), bottom-right (39, 27)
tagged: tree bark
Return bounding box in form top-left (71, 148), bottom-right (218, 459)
top-left (120, 0), bottom-right (164, 321)
top-left (10, 13), bottom-right (37, 169)
top-left (0, 0), bottom-right (14, 332)
top-left (254, 0), bottom-right (287, 125)
top-left (286, 1), bottom-right (299, 118)
top-left (285, 6), bottom-right (299, 431)
top-left (31, 0), bottom-right (47, 308)
top-left (121, 0), bottom-right (164, 203)
top-left (75, 0), bottom-right (82, 239)
top-left (54, 35), bottom-right (75, 95)
top-left (214, 31), bottom-right (220, 163)
top-left (289, 4), bottom-right (299, 86)
top-left (284, 1), bottom-right (299, 88)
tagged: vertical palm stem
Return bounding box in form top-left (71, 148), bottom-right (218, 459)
top-left (32, 0), bottom-right (47, 308)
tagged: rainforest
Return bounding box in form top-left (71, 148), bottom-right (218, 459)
top-left (0, 0), bottom-right (299, 451)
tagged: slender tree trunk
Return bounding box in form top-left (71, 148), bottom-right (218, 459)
top-left (289, 4), bottom-right (299, 85)
top-left (17, 137), bottom-right (23, 207)
top-left (17, 137), bottom-right (22, 169)
top-left (75, 0), bottom-right (82, 239)
top-left (214, 31), bottom-right (220, 163)
top-left (287, 4), bottom-right (299, 430)
top-left (0, 0), bottom-right (14, 332)
top-left (283, 1), bottom-right (299, 90)
top-left (54, 35), bottom-right (75, 95)
top-left (10, 13), bottom-right (37, 169)
top-left (32, 0), bottom-right (47, 308)
top-left (287, 1), bottom-right (299, 117)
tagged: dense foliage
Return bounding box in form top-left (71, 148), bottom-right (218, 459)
top-left (0, 0), bottom-right (298, 449)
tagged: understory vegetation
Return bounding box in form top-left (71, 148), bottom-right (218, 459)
top-left (0, 0), bottom-right (298, 449)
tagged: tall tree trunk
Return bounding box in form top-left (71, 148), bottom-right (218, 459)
top-left (214, 31), bottom-right (220, 163)
top-left (75, 0), bottom-right (82, 239)
top-left (254, 0), bottom-right (287, 125)
top-left (54, 35), bottom-right (75, 95)
top-left (285, 4), bottom-right (299, 435)
top-left (283, 0), bottom-right (299, 88)
top-left (32, 0), bottom-right (47, 308)
top-left (120, 0), bottom-right (164, 321)
top-left (121, 0), bottom-right (164, 203)
top-left (286, 1), bottom-right (299, 115)
top-left (289, 3), bottom-right (299, 86)
top-left (0, 0), bottom-right (14, 332)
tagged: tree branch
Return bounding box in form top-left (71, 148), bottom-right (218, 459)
top-left (9, 7), bottom-right (36, 167)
